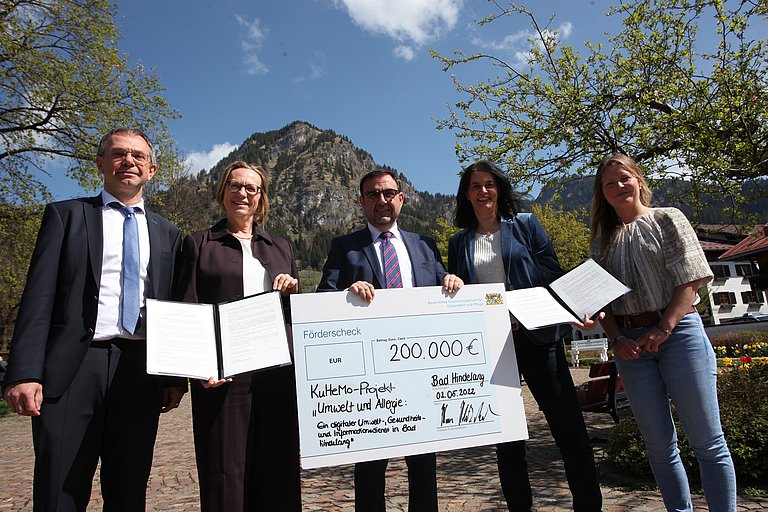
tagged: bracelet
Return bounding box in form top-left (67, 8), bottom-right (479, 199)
top-left (609, 335), bottom-right (627, 348)
top-left (654, 324), bottom-right (672, 336)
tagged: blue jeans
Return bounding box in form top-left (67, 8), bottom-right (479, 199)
top-left (616, 313), bottom-right (736, 512)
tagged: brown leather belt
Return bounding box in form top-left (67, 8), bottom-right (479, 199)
top-left (614, 306), bottom-right (696, 330)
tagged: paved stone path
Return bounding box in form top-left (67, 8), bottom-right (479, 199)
top-left (2, 369), bottom-right (766, 511)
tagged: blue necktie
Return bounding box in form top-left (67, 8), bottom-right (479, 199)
top-left (379, 232), bottom-right (403, 288)
top-left (113, 204), bottom-right (141, 334)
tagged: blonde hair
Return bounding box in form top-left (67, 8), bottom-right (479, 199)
top-left (590, 154), bottom-right (652, 261)
top-left (216, 160), bottom-right (270, 225)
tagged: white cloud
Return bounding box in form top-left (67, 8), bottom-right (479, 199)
top-left (184, 142), bottom-right (238, 174)
top-left (472, 21), bottom-right (574, 67)
top-left (309, 51), bottom-right (326, 79)
top-left (235, 15), bottom-right (269, 75)
top-left (333, 0), bottom-right (463, 58)
top-left (471, 29), bottom-right (528, 52)
top-left (393, 45), bottom-right (415, 61)
top-left (293, 51), bottom-right (326, 84)
top-left (557, 21), bottom-right (573, 39)
top-left (311, 62), bottom-right (324, 79)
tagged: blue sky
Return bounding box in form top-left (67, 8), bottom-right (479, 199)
top-left (49, 0), bottom-right (760, 199)
top-left (89, 0), bottom-right (611, 198)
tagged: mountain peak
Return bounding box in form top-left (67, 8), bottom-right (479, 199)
top-left (153, 122), bottom-right (453, 269)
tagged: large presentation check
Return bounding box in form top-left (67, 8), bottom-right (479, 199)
top-left (291, 283), bottom-right (528, 469)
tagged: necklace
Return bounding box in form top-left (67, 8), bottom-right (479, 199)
top-left (227, 221), bottom-right (253, 240)
top-left (475, 218), bottom-right (500, 236)
top-left (476, 227), bottom-right (500, 237)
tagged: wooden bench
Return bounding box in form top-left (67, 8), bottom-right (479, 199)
top-left (570, 338), bottom-right (608, 367)
top-left (576, 360), bottom-right (630, 423)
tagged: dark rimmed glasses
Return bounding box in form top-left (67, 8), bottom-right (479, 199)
top-left (362, 188), bottom-right (400, 201)
top-left (227, 181), bottom-right (262, 196)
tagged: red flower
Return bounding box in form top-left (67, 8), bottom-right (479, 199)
top-left (740, 355), bottom-right (753, 363)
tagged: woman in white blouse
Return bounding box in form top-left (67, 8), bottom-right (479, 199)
top-left (173, 161), bottom-right (302, 511)
top-left (589, 153), bottom-right (736, 512)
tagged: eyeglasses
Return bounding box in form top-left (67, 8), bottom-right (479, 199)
top-left (227, 181), bottom-right (262, 196)
top-left (109, 149), bottom-right (150, 165)
top-left (362, 189), bottom-right (400, 201)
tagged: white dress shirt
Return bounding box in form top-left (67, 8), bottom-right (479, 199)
top-left (367, 223), bottom-right (414, 288)
top-left (239, 238), bottom-right (271, 296)
top-left (93, 191), bottom-right (151, 341)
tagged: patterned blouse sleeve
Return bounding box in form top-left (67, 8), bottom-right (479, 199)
top-left (655, 208), bottom-right (713, 287)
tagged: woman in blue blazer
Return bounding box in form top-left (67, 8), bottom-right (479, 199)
top-left (447, 160), bottom-right (602, 512)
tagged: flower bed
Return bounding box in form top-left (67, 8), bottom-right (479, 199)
top-left (606, 329), bottom-right (768, 487)
top-left (711, 331), bottom-right (768, 367)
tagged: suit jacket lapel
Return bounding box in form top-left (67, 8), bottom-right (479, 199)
top-left (460, 230), bottom-right (478, 286)
top-left (144, 208), bottom-right (162, 298)
top-left (400, 230), bottom-right (424, 286)
top-left (500, 219), bottom-right (514, 289)
top-left (358, 229), bottom-right (385, 288)
top-left (84, 196), bottom-right (103, 285)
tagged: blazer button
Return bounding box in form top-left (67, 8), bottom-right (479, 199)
top-left (87, 328), bottom-right (94, 335)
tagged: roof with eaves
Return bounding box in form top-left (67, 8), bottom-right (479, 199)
top-left (719, 225), bottom-right (768, 260)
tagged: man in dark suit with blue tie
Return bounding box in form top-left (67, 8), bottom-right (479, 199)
top-left (3, 128), bottom-right (184, 511)
top-left (317, 169), bottom-right (463, 512)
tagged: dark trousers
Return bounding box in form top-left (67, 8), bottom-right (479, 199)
top-left (31, 342), bottom-right (163, 512)
top-left (497, 335), bottom-right (602, 512)
top-left (192, 365), bottom-right (301, 512)
top-left (354, 452), bottom-right (438, 512)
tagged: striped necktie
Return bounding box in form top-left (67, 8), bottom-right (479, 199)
top-left (379, 231), bottom-right (403, 288)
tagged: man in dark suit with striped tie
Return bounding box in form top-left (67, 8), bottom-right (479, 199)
top-left (317, 169), bottom-right (463, 512)
top-left (3, 128), bottom-right (184, 511)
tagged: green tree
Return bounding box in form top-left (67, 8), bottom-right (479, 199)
top-left (432, 0), bottom-right (767, 223)
top-left (531, 204), bottom-right (590, 271)
top-left (145, 172), bottom-right (219, 237)
top-left (431, 218), bottom-right (461, 268)
top-left (1, 0), bottom-right (181, 346)
top-left (0, 0), bottom-right (180, 203)
top-left (0, 203), bottom-right (42, 352)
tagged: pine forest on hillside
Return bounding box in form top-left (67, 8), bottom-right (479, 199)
top-left (2, 120), bottom-right (767, 350)
top-left (146, 122), bottom-right (456, 270)
top-left (146, 121), bottom-right (768, 271)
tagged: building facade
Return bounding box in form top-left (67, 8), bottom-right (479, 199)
top-left (701, 226), bottom-right (768, 325)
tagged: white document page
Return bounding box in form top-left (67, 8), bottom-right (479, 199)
top-left (505, 258), bottom-right (632, 330)
top-left (549, 258), bottom-right (632, 321)
top-left (506, 287), bottom-right (580, 329)
top-left (146, 300), bottom-right (218, 379)
top-left (218, 292), bottom-right (291, 377)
